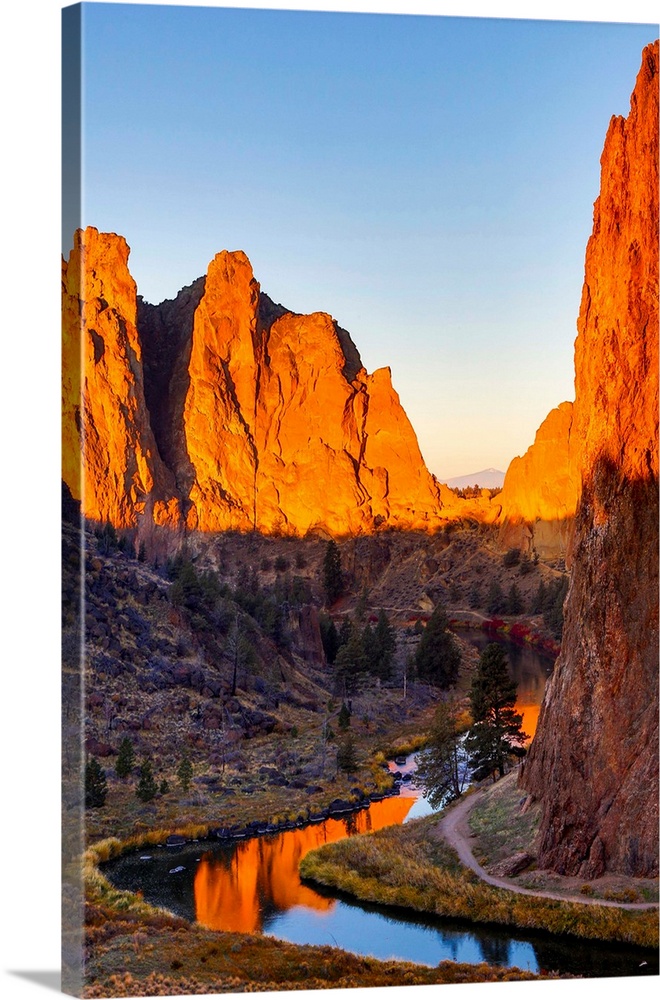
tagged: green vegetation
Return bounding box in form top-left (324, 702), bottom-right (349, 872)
top-left (136, 759), bottom-right (158, 803)
top-left (415, 603), bottom-right (461, 688)
top-left (337, 733), bottom-right (360, 774)
top-left (323, 539), bottom-right (343, 605)
top-left (177, 752), bottom-right (193, 792)
top-left (466, 644), bottom-right (527, 781)
top-left (415, 701), bottom-right (470, 807)
top-left (85, 756), bottom-right (108, 808)
top-left (299, 816), bottom-right (658, 950)
top-left (115, 737), bottom-right (135, 780)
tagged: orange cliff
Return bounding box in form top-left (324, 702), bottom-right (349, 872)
top-left (497, 401), bottom-right (579, 560)
top-left (520, 41), bottom-right (659, 878)
top-left (61, 228), bottom-right (181, 533)
top-left (63, 231), bottom-right (488, 539)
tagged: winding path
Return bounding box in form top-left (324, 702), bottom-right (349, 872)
top-left (438, 789), bottom-right (658, 911)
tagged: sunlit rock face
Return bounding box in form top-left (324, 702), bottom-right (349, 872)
top-left (180, 250), bottom-right (450, 535)
top-left (61, 228), bottom-right (181, 533)
top-left (497, 401), bottom-right (578, 560)
top-left (63, 233), bottom-right (454, 537)
top-left (521, 42), bottom-right (659, 878)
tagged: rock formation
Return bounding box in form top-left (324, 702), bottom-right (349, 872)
top-left (520, 41), bottom-right (659, 877)
top-left (497, 401), bottom-right (578, 560)
top-left (63, 232), bottom-right (468, 539)
top-left (61, 228), bottom-right (181, 533)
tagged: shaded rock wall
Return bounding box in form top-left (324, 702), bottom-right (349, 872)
top-left (520, 42), bottom-right (659, 877)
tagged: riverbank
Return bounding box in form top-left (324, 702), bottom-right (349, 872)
top-left (448, 611), bottom-right (561, 659)
top-left (299, 780), bottom-right (658, 951)
top-left (84, 811), bottom-right (553, 997)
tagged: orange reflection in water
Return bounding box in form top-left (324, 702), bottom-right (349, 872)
top-left (194, 796), bottom-right (415, 933)
top-left (516, 701), bottom-right (540, 741)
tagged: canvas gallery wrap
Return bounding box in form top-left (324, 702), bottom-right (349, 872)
top-left (61, 2), bottom-right (659, 996)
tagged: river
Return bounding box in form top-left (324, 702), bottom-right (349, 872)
top-left (102, 641), bottom-right (657, 978)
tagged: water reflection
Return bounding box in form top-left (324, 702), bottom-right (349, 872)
top-left (455, 630), bottom-right (554, 739)
top-left (195, 797), bottom-right (415, 933)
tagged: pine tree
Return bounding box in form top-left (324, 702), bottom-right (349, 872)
top-left (338, 701), bottom-right (351, 730)
top-left (466, 644), bottom-right (528, 781)
top-left (416, 701), bottom-right (468, 807)
top-left (415, 604), bottom-right (461, 689)
top-left (136, 758), bottom-right (158, 802)
top-left (177, 752), bottom-right (193, 792)
top-left (334, 623), bottom-right (368, 695)
top-left (486, 580), bottom-right (506, 615)
top-left (336, 733), bottom-right (359, 774)
top-left (115, 737), bottom-right (135, 779)
top-left (319, 613), bottom-right (340, 664)
top-left (373, 609), bottom-right (396, 680)
top-left (323, 540), bottom-right (343, 606)
top-left (85, 756), bottom-right (108, 808)
top-left (507, 582), bottom-right (523, 615)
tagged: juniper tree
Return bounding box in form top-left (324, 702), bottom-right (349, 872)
top-left (177, 752), bottom-right (193, 792)
top-left (466, 644), bottom-right (528, 781)
top-left (323, 540), bottom-right (343, 606)
top-left (136, 758), bottom-right (158, 802)
top-left (336, 733), bottom-right (359, 774)
top-left (415, 604), bottom-right (461, 689)
top-left (115, 736), bottom-right (135, 779)
top-left (85, 756), bottom-right (108, 808)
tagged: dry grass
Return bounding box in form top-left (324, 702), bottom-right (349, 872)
top-left (299, 816), bottom-right (659, 950)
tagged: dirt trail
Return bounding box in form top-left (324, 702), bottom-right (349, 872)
top-left (438, 790), bottom-right (658, 911)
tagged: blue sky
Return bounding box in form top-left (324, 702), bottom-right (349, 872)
top-left (76, 2), bottom-right (658, 479)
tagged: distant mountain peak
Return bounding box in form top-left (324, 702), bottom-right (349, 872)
top-left (442, 468), bottom-right (505, 489)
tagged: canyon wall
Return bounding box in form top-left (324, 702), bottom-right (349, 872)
top-left (61, 228), bottom-right (181, 532)
top-left (520, 41), bottom-right (659, 877)
top-left (63, 232), bottom-right (475, 540)
top-left (497, 401), bottom-right (578, 560)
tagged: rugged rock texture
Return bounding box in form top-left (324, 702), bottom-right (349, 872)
top-left (64, 233), bottom-right (474, 538)
top-left (521, 42), bottom-right (659, 877)
top-left (497, 402), bottom-right (578, 559)
top-left (61, 228), bottom-right (181, 533)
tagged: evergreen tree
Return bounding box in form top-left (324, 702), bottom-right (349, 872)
top-left (336, 733), bottom-right (359, 774)
top-left (415, 604), bottom-right (461, 689)
top-left (115, 737), bottom-right (135, 779)
top-left (337, 616), bottom-right (353, 649)
top-left (507, 582), bottom-right (523, 615)
top-left (466, 644), bottom-right (528, 781)
top-left (337, 701), bottom-right (351, 730)
top-left (486, 580), bottom-right (507, 615)
top-left (85, 756), bottom-right (108, 808)
top-left (543, 576), bottom-right (569, 639)
top-left (177, 752), bottom-right (194, 792)
top-left (334, 623), bottom-right (368, 695)
top-left (159, 780), bottom-right (169, 795)
top-left (373, 609), bottom-right (396, 681)
top-left (319, 613), bottom-right (340, 664)
top-left (136, 758), bottom-right (158, 802)
top-left (468, 582), bottom-right (482, 609)
top-left (530, 579), bottom-right (547, 615)
top-left (416, 701), bottom-right (469, 807)
top-left (323, 540), bottom-right (343, 606)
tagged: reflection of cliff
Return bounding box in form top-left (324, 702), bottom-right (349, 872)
top-left (521, 42), bottom-right (659, 878)
top-left (194, 797), bottom-right (414, 933)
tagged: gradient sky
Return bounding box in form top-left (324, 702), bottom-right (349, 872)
top-left (75, 2), bottom-right (658, 480)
